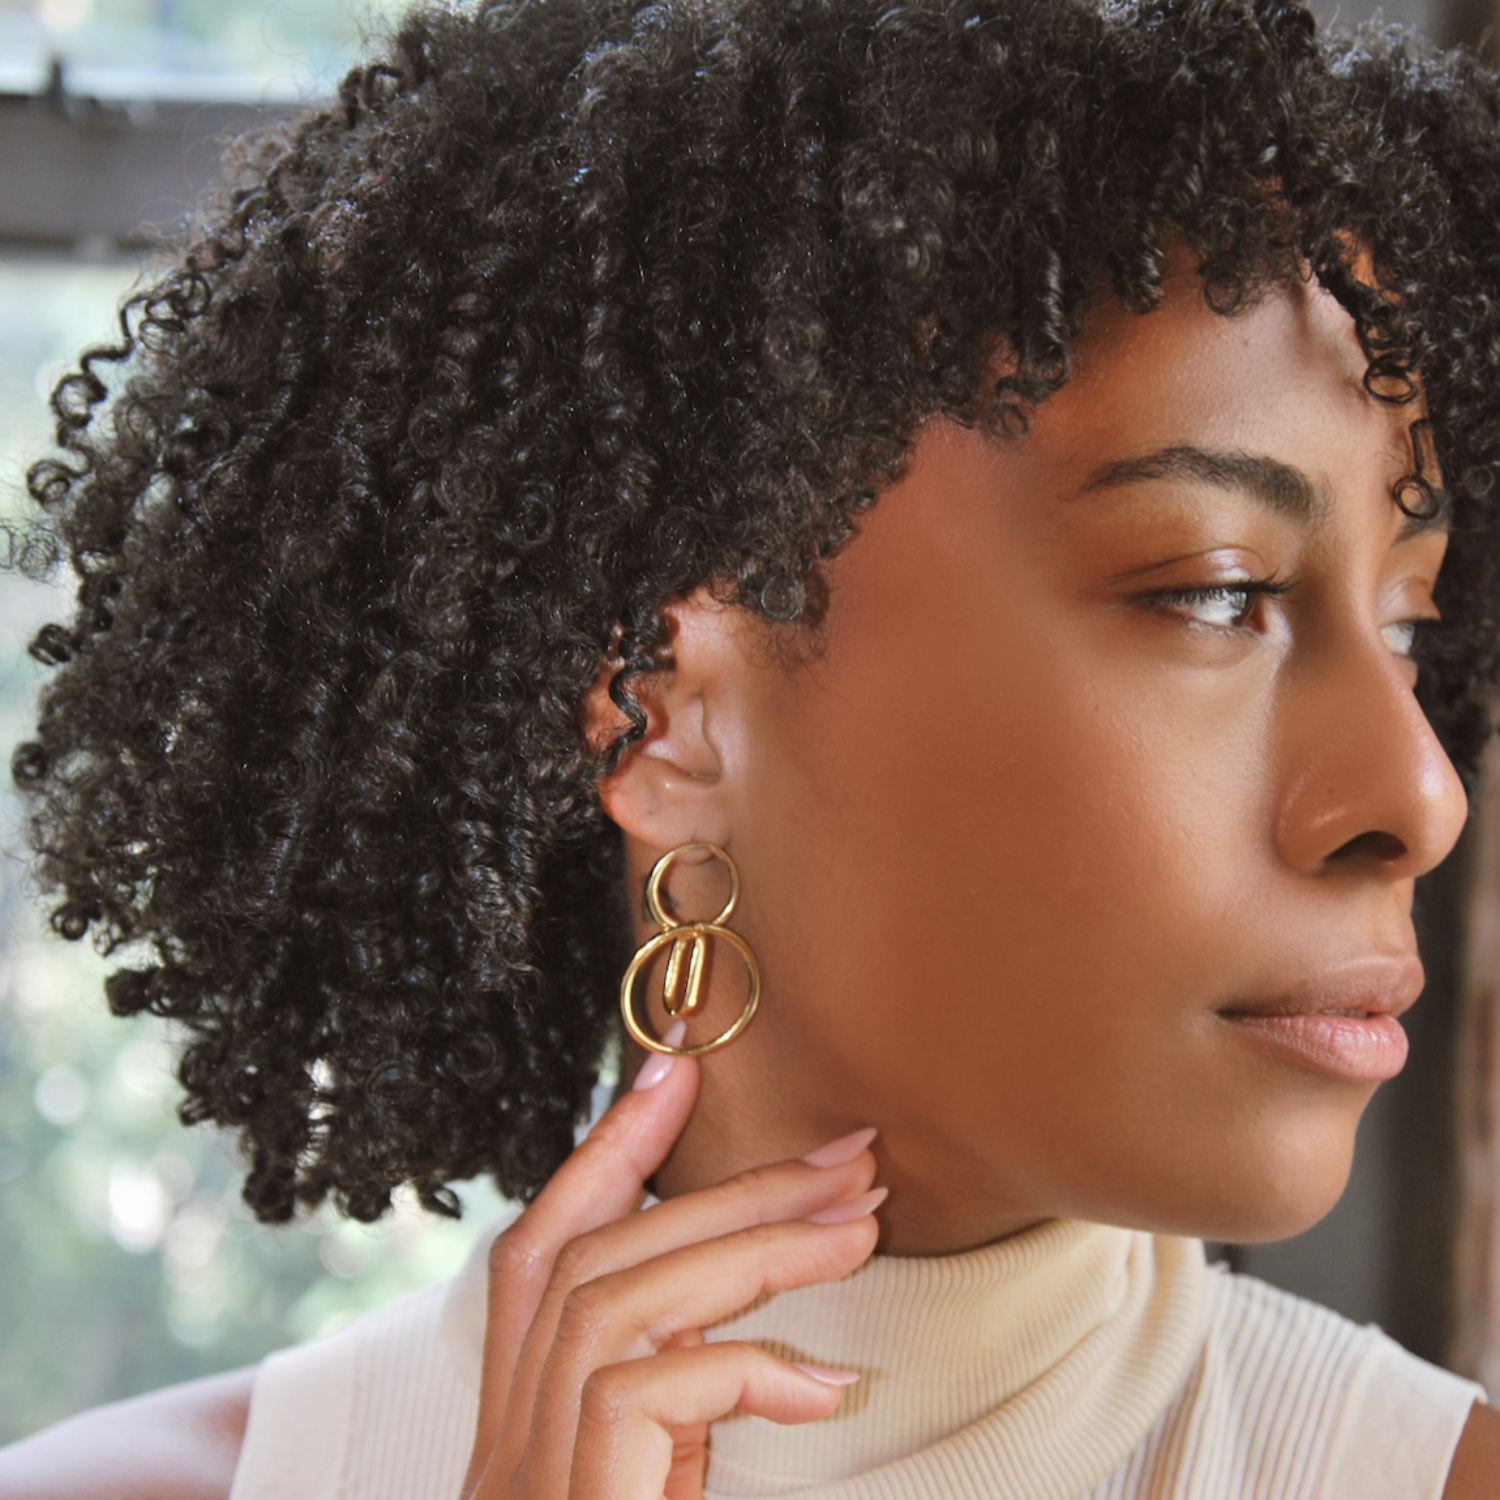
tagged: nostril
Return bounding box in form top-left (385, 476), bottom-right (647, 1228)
top-left (1330, 830), bottom-right (1408, 863)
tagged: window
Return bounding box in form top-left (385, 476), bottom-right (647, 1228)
top-left (0, 1), bottom-right (504, 1440)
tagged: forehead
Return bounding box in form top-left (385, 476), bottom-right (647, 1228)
top-left (1022, 265), bottom-right (1415, 497)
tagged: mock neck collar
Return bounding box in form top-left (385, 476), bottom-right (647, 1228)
top-left (440, 1212), bottom-right (1207, 1500)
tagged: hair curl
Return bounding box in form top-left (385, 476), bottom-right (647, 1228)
top-left (13, 0), bottom-right (1500, 1222)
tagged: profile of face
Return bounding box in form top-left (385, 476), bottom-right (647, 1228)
top-left (596, 258), bottom-right (1468, 1257)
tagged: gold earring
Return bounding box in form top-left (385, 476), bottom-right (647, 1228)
top-left (619, 841), bottom-right (761, 1058)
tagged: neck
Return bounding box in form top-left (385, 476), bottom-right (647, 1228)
top-left (647, 1033), bottom-right (1049, 1256)
top-left (617, 841), bottom-right (1054, 1254)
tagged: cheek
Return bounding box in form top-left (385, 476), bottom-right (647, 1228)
top-left (746, 566), bottom-right (1273, 1094)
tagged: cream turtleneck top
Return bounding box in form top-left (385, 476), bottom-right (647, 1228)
top-left (702, 1219), bottom-right (1202, 1498)
top-left (229, 1213), bottom-right (1482, 1500)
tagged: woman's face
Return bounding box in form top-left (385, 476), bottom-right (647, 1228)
top-left (624, 264), bottom-right (1467, 1254)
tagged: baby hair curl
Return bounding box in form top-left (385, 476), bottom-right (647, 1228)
top-left (14, 0), bottom-right (1500, 1222)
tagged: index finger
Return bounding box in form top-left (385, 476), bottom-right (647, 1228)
top-left (473, 1032), bottom-right (700, 1444)
top-left (517, 1041), bottom-right (701, 1259)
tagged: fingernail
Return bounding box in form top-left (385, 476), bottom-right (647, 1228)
top-left (632, 1021), bottom-right (687, 1090)
top-left (795, 1363), bottom-right (860, 1387)
top-left (806, 1186), bottom-right (888, 1225)
top-left (802, 1127), bottom-right (878, 1168)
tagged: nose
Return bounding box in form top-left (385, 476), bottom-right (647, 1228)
top-left (1275, 641), bottom-right (1468, 880)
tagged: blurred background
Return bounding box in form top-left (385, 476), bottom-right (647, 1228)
top-left (1, 0), bottom-right (1500, 1445)
top-left (0, 0), bottom-right (519, 1442)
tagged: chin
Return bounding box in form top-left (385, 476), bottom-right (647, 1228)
top-left (1101, 1099), bottom-right (1365, 1246)
top-left (1187, 1128), bottom-right (1360, 1247)
top-left (1201, 1185), bottom-right (1350, 1247)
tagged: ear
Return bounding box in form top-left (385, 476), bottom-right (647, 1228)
top-left (582, 589), bottom-right (747, 853)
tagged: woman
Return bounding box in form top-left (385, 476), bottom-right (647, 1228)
top-left (4, 0), bottom-right (1500, 1494)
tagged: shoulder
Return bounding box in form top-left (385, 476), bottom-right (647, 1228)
top-left (0, 1367), bottom-right (253, 1500)
top-left (229, 1275), bottom-right (479, 1500)
top-left (1200, 1267), bottom-right (1486, 1499)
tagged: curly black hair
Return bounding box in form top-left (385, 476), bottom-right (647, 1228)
top-left (13, 0), bottom-right (1500, 1223)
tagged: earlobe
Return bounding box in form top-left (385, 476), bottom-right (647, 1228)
top-left (582, 591), bottom-right (743, 854)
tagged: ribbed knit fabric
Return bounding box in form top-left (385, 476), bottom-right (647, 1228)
top-left (701, 1221), bottom-right (1203, 1498)
top-left (228, 1215), bottom-right (1483, 1500)
top-left (229, 1278), bottom-right (476, 1500)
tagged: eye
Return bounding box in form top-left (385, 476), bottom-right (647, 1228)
top-left (1148, 579), bottom-right (1287, 631)
top-left (1381, 620), bottom-right (1419, 658)
top-left (1178, 585), bottom-right (1255, 629)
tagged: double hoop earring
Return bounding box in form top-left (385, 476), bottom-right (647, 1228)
top-left (619, 842), bottom-right (761, 1058)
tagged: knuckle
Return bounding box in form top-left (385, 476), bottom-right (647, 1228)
top-left (487, 1229), bottom-right (542, 1289)
top-left (726, 1162), bottom-right (787, 1220)
top-left (739, 1217), bottom-right (796, 1250)
top-left (552, 1232), bottom-right (606, 1290)
top-left (577, 1365), bottom-right (637, 1430)
top-left (557, 1277), bottom-right (617, 1345)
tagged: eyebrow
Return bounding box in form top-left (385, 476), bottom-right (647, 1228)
top-left (1080, 446), bottom-right (1330, 524)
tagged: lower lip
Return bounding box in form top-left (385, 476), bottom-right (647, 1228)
top-left (1220, 1012), bottom-right (1409, 1082)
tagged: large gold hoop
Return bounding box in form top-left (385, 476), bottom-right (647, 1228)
top-left (620, 844), bottom-right (761, 1058)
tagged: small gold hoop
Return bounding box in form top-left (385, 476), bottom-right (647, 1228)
top-left (620, 844), bottom-right (761, 1058)
top-left (644, 840), bottom-right (739, 930)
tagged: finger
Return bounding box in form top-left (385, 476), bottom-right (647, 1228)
top-left (658, 1328), bottom-right (709, 1500)
top-left (563, 1344), bottom-right (855, 1500)
top-left (505, 1145), bottom-right (878, 1440)
top-left (523, 1213), bottom-right (879, 1492)
top-left (549, 1214), bottom-right (880, 1372)
top-left (472, 1044), bottom-right (700, 1459)
top-left (519, 1045), bottom-right (703, 1252)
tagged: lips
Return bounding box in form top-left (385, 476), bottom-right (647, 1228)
top-left (1216, 955), bottom-right (1422, 1083)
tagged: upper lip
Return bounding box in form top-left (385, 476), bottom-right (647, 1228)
top-left (1217, 954), bottom-right (1424, 1021)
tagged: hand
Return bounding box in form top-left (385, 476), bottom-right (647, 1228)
top-left (459, 1037), bottom-right (883, 1500)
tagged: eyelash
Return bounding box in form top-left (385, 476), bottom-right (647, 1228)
top-left (1146, 578), bottom-right (1291, 632)
top-left (1145, 578), bottom-right (1430, 660)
